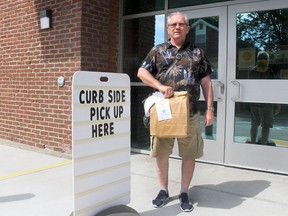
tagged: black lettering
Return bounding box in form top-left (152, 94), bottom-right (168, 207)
top-left (79, 90), bottom-right (105, 104)
top-left (114, 106), bottom-right (118, 118)
top-left (110, 122), bottom-right (114, 135)
top-left (92, 90), bottom-right (97, 103)
top-left (92, 124), bottom-right (97, 138)
top-left (86, 90), bottom-right (92, 103)
top-left (119, 105), bottom-right (124, 118)
top-left (108, 90), bottom-right (113, 103)
top-left (121, 90), bottom-right (126, 102)
top-left (99, 90), bottom-right (104, 103)
top-left (98, 123), bottom-right (103, 137)
top-left (115, 90), bottom-right (120, 102)
top-left (90, 107), bottom-right (96, 121)
top-left (104, 123), bottom-right (109, 136)
top-left (108, 90), bottom-right (126, 103)
top-left (90, 106), bottom-right (111, 121)
top-left (105, 106), bottom-right (110, 119)
top-left (91, 122), bottom-right (114, 138)
top-left (114, 106), bottom-right (124, 118)
top-left (99, 107), bottom-right (105, 120)
top-left (79, 90), bottom-right (85, 104)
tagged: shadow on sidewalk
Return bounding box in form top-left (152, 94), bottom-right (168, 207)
top-left (189, 180), bottom-right (270, 209)
top-left (0, 193), bottom-right (35, 203)
top-left (139, 180), bottom-right (270, 216)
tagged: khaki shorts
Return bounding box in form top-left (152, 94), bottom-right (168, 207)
top-left (250, 104), bottom-right (273, 128)
top-left (150, 112), bottom-right (204, 160)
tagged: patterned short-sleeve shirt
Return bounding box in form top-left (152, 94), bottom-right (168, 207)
top-left (140, 40), bottom-right (212, 115)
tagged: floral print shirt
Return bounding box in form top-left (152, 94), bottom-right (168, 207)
top-left (140, 40), bottom-right (212, 115)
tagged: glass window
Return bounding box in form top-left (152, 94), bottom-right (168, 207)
top-left (123, 15), bottom-right (165, 82)
top-left (189, 16), bottom-right (219, 79)
top-left (131, 86), bottom-right (154, 150)
top-left (189, 16), bottom-right (220, 140)
top-left (234, 102), bottom-right (288, 147)
top-left (123, 0), bottom-right (164, 15)
top-left (234, 7), bottom-right (288, 148)
top-left (199, 101), bottom-right (217, 140)
top-left (168, 0), bottom-right (233, 9)
top-left (236, 9), bottom-right (288, 79)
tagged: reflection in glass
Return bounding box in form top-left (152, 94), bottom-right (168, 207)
top-left (249, 51), bottom-right (276, 79)
top-left (234, 102), bottom-right (288, 147)
top-left (236, 8), bottom-right (288, 79)
top-left (168, 0), bottom-right (232, 9)
top-left (199, 101), bottom-right (217, 140)
top-left (187, 16), bottom-right (219, 140)
top-left (123, 0), bottom-right (164, 15)
top-left (188, 16), bottom-right (219, 79)
top-left (131, 86), bottom-right (153, 150)
top-left (235, 7), bottom-right (288, 148)
top-left (123, 15), bottom-right (165, 82)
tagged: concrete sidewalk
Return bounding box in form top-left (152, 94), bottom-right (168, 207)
top-left (1, 141), bottom-right (288, 216)
top-left (0, 142), bottom-right (73, 216)
top-left (129, 154), bottom-right (288, 216)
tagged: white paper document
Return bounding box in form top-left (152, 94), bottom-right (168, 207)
top-left (144, 92), bottom-right (165, 117)
top-left (155, 99), bottom-right (172, 121)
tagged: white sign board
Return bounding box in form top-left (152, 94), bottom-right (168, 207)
top-left (72, 71), bottom-right (131, 216)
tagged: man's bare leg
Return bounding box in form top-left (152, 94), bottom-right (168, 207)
top-left (261, 127), bottom-right (270, 145)
top-left (181, 159), bottom-right (195, 191)
top-left (156, 156), bottom-right (169, 189)
top-left (250, 125), bottom-right (258, 143)
top-left (178, 159), bottom-right (195, 212)
top-left (152, 156), bottom-right (170, 208)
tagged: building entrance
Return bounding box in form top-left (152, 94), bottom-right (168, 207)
top-left (126, 0), bottom-right (288, 174)
top-left (225, 0), bottom-right (288, 174)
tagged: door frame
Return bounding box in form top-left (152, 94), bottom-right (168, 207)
top-left (171, 6), bottom-right (228, 165)
top-left (225, 0), bottom-right (288, 174)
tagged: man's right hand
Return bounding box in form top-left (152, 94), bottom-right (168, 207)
top-left (158, 85), bottom-right (174, 98)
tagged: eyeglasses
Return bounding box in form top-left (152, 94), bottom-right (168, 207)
top-left (168, 22), bottom-right (187, 28)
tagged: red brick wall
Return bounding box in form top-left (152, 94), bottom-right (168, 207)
top-left (0, 0), bottom-right (120, 153)
top-left (81, 0), bottom-right (120, 72)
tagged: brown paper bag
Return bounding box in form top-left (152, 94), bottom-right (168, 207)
top-left (150, 91), bottom-right (189, 138)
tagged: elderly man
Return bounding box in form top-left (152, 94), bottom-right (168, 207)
top-left (137, 12), bottom-right (214, 212)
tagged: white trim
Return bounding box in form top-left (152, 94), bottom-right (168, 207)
top-left (226, 0), bottom-right (288, 173)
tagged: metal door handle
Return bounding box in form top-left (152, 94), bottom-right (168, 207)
top-left (231, 80), bottom-right (240, 101)
top-left (214, 81), bottom-right (224, 100)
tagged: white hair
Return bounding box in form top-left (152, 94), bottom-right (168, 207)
top-left (167, 12), bottom-right (189, 25)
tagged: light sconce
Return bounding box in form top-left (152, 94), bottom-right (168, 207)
top-left (40, 10), bottom-right (52, 30)
top-left (57, 76), bottom-right (65, 87)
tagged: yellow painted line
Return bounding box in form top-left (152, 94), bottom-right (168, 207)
top-left (273, 139), bottom-right (288, 146)
top-left (0, 160), bottom-right (72, 180)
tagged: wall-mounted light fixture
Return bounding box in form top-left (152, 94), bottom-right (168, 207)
top-left (40, 9), bottom-right (52, 30)
top-left (57, 76), bottom-right (65, 87)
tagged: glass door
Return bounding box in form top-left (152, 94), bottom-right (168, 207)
top-left (226, 0), bottom-right (288, 173)
top-left (172, 6), bottom-right (228, 164)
